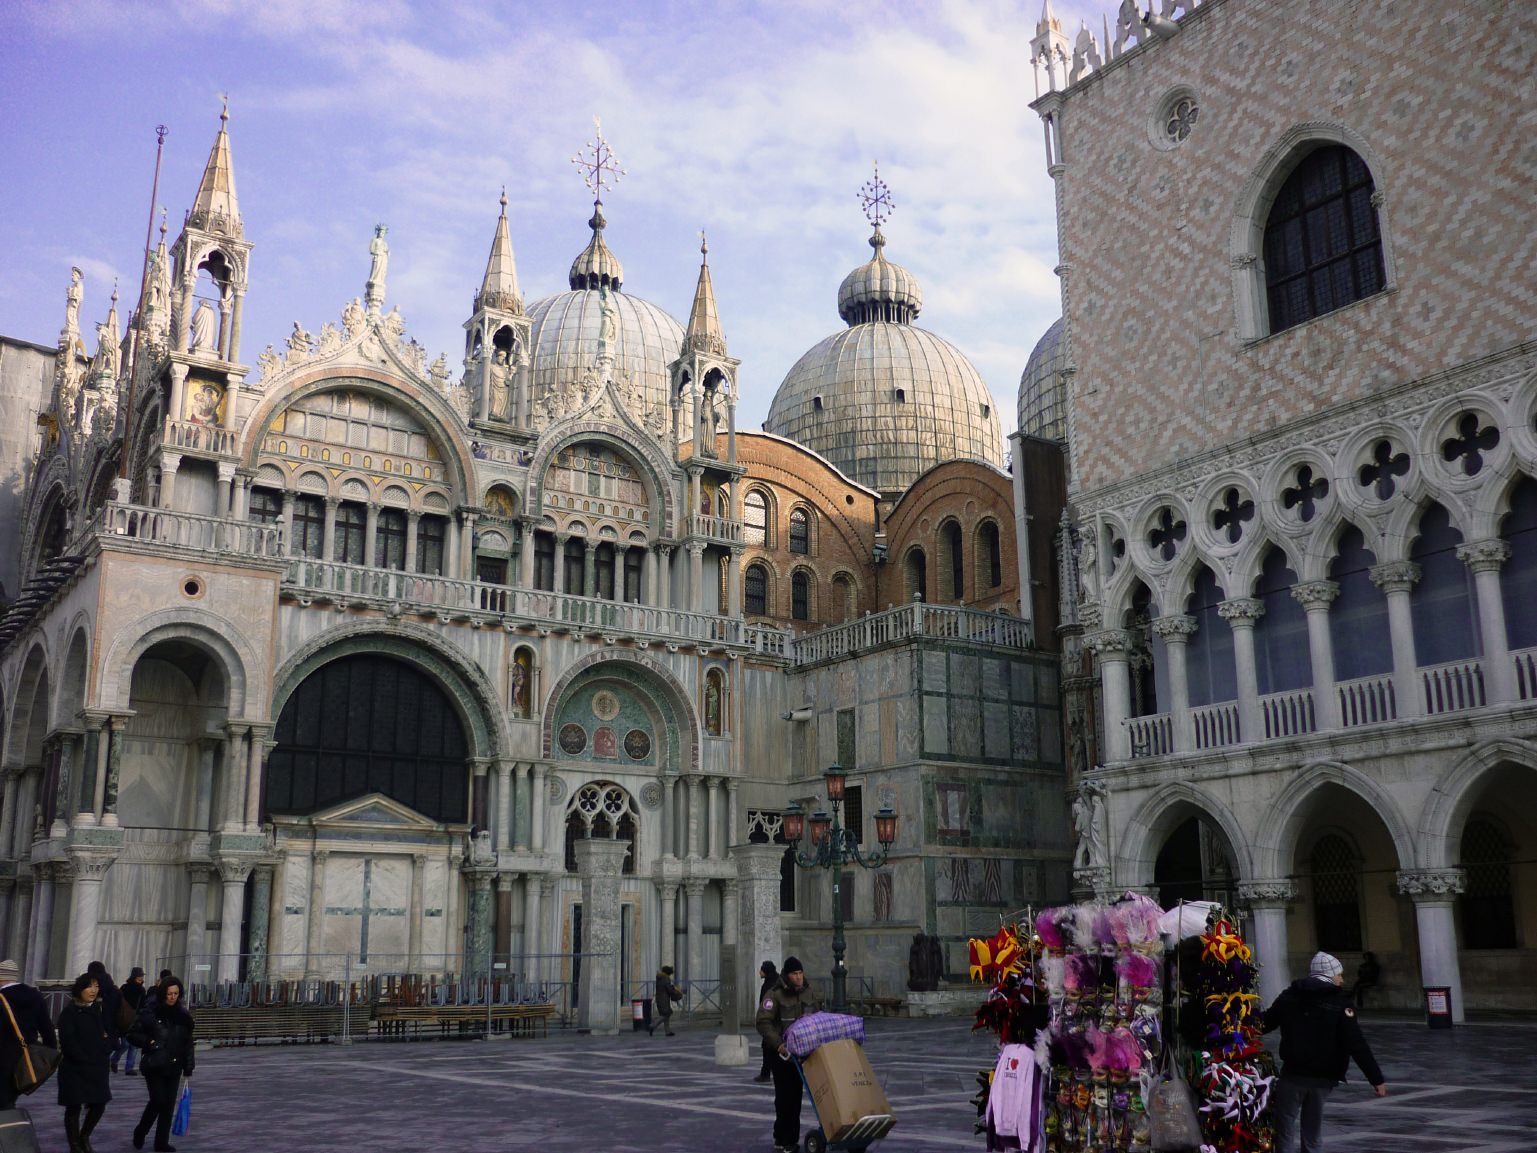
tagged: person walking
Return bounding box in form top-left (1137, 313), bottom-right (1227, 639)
top-left (0, 957), bottom-right (58, 1113)
top-left (1263, 951), bottom-right (1388, 1153)
top-left (113, 968), bottom-right (148, 1075)
top-left (127, 976), bottom-right (194, 1152)
top-left (752, 960), bottom-right (779, 1083)
top-left (57, 972), bottom-right (112, 1153)
top-left (756, 956), bottom-right (823, 1153)
top-left (649, 965), bottom-right (682, 1036)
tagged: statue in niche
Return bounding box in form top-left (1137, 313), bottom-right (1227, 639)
top-left (342, 297), bottom-right (366, 338)
top-left (488, 349), bottom-right (513, 421)
top-left (1073, 781), bottom-right (1107, 872)
top-left (511, 649), bottom-right (532, 718)
top-left (188, 382), bottom-right (222, 425)
top-left (190, 299), bottom-right (218, 353)
top-left (698, 392), bottom-right (719, 458)
top-left (597, 283), bottom-right (618, 361)
top-left (704, 671), bottom-right (724, 736)
top-left (1077, 531), bottom-right (1098, 603)
top-left (64, 266), bottom-right (83, 336)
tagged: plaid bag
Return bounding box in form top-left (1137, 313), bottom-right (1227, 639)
top-left (783, 1011), bottom-right (866, 1058)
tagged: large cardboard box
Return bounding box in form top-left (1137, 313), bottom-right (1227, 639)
top-left (801, 1038), bottom-right (894, 1142)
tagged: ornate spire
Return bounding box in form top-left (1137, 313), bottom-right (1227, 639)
top-left (683, 232), bottom-right (726, 357)
top-left (568, 118), bottom-right (626, 291)
top-left (476, 188), bottom-right (523, 314)
top-left (189, 99), bottom-right (242, 237)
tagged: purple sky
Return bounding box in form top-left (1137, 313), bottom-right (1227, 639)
top-left (2, 0), bottom-right (1101, 429)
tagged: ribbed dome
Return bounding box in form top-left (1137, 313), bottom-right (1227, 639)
top-left (526, 287), bottom-right (686, 423)
top-left (765, 322), bottom-right (1005, 494)
top-left (1017, 317), bottom-right (1067, 441)
top-left (837, 231), bottom-right (922, 325)
top-left (568, 205), bottom-right (624, 291)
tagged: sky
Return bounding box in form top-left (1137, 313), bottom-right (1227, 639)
top-left (2, 0), bottom-right (1099, 431)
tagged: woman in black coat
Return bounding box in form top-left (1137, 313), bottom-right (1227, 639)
top-left (57, 972), bottom-right (112, 1153)
top-left (753, 960), bottom-right (779, 1083)
top-left (126, 977), bottom-right (194, 1153)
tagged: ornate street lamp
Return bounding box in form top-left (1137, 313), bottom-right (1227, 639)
top-left (784, 765), bottom-right (899, 1011)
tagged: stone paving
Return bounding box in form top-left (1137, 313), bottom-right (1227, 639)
top-left (17, 1015), bottom-right (1537, 1152)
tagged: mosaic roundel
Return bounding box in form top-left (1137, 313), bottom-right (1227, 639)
top-left (558, 723), bottom-right (588, 755)
top-left (639, 781), bottom-right (663, 809)
top-left (591, 690), bottom-right (621, 721)
top-left (624, 728), bottom-right (652, 760)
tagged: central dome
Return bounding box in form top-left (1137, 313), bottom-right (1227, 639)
top-left (765, 229), bottom-right (1005, 493)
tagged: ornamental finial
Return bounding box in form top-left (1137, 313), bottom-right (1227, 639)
top-left (571, 115), bottom-right (626, 207)
top-left (858, 160), bottom-right (895, 234)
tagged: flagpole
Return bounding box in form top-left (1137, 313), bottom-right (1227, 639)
top-left (117, 124), bottom-right (168, 488)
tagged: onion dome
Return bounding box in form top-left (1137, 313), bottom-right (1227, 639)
top-left (765, 229), bottom-right (1005, 494)
top-left (568, 203), bottom-right (624, 291)
top-left (1017, 317), bottom-right (1067, 441)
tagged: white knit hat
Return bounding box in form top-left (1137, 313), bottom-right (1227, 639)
top-left (1309, 952), bottom-right (1343, 980)
top-left (0, 959), bottom-right (19, 984)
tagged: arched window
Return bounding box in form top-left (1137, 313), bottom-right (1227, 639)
top-left (1328, 526), bottom-right (1391, 681)
top-left (376, 508), bottom-right (407, 570)
top-left (743, 490), bottom-right (769, 546)
top-left (1253, 547), bottom-right (1311, 694)
top-left (904, 548), bottom-right (927, 603)
top-left (266, 654), bottom-right (470, 822)
top-left (534, 532), bottom-right (555, 590)
top-left (1500, 477), bottom-right (1537, 650)
top-left (1127, 581), bottom-right (1162, 718)
top-left (789, 508), bottom-right (810, 555)
top-left (745, 563), bottom-right (769, 616)
top-left (941, 520), bottom-right (964, 601)
top-left (249, 487), bottom-right (282, 524)
top-left (564, 782), bottom-right (638, 875)
top-left (292, 495), bottom-right (325, 558)
top-left (623, 547), bottom-right (644, 603)
top-left (417, 515), bottom-right (447, 576)
top-left (334, 501), bottom-right (366, 564)
top-left (563, 537), bottom-right (586, 595)
top-left (1409, 503), bottom-right (1479, 665)
top-left (978, 521), bottom-right (1003, 590)
top-left (1264, 145), bottom-right (1384, 334)
top-left (831, 574), bottom-right (855, 624)
top-left (1309, 833), bottom-right (1363, 952)
top-left (791, 571), bottom-right (810, 621)
top-left (1185, 567), bottom-right (1236, 706)
top-left (1460, 816), bottom-right (1517, 949)
top-left (594, 542), bottom-right (616, 600)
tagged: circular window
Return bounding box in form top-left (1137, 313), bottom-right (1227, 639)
top-left (181, 576), bottom-right (205, 599)
top-left (1150, 87), bottom-right (1200, 151)
top-left (1165, 97), bottom-right (1199, 143)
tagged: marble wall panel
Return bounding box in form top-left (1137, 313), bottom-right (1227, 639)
top-left (922, 650), bottom-right (947, 693)
top-left (949, 652), bottom-right (979, 700)
top-left (951, 697), bottom-right (982, 759)
top-left (922, 695), bottom-right (949, 756)
top-left (982, 702), bottom-right (1010, 760)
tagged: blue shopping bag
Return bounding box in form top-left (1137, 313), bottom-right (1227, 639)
top-left (171, 1083), bottom-right (192, 1137)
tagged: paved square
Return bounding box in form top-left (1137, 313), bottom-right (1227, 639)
top-left (20, 1017), bottom-right (1536, 1152)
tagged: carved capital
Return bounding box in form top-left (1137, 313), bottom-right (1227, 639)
top-left (1396, 868), bottom-right (1466, 898)
top-left (67, 852), bottom-right (116, 881)
top-left (1151, 614), bottom-right (1198, 641)
top-left (1291, 580), bottom-right (1340, 609)
top-left (1228, 252), bottom-right (1258, 270)
top-left (217, 857), bottom-right (255, 885)
top-left (1456, 538), bottom-right (1511, 573)
top-left (1369, 560), bottom-right (1421, 592)
top-left (1086, 628), bottom-right (1133, 658)
top-left (656, 881), bottom-right (679, 901)
top-left (1237, 879), bottom-right (1297, 906)
top-left (683, 877), bottom-right (709, 898)
top-left (1217, 597), bottom-right (1265, 624)
top-left (187, 862), bottom-right (215, 885)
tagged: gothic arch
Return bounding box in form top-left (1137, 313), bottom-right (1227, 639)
top-left (55, 619), bottom-right (91, 730)
top-left (1116, 782), bottom-right (1254, 890)
top-left (540, 650), bottom-right (699, 774)
top-left (271, 620), bottom-right (506, 761)
top-left (1417, 738), bottom-right (1537, 869)
top-left (1251, 760), bottom-right (1416, 879)
top-left (99, 609), bottom-right (257, 717)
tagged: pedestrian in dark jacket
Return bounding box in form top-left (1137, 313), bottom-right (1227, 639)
top-left (85, 962), bottom-right (120, 1046)
top-left (756, 956), bottom-right (824, 1153)
top-left (127, 976), bottom-right (195, 1153)
top-left (58, 972), bottom-right (113, 1153)
top-left (753, 960), bottom-right (779, 1083)
top-left (649, 965), bottom-right (682, 1036)
top-left (1263, 952), bottom-right (1388, 1153)
top-left (0, 957), bottom-right (58, 1112)
top-left (114, 968), bottom-right (148, 1075)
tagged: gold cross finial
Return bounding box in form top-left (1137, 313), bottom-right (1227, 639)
top-left (858, 161), bottom-right (895, 231)
top-left (571, 115), bottom-right (626, 206)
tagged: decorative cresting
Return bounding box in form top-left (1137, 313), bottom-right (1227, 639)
top-left (1031, 0), bottom-right (1196, 93)
top-left (1395, 868), bottom-right (1467, 897)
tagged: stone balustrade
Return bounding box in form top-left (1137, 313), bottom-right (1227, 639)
top-left (787, 601), bottom-right (1033, 666)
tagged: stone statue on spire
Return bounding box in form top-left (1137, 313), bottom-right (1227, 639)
top-left (63, 267), bottom-right (83, 345)
top-left (365, 224), bottom-right (389, 313)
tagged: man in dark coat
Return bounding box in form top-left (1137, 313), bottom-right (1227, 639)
top-left (1263, 951), bottom-right (1388, 1153)
top-left (753, 960), bottom-right (779, 1083)
top-left (756, 956), bottom-right (823, 1153)
top-left (649, 965), bottom-right (682, 1036)
top-left (0, 957), bottom-right (59, 1111)
top-left (114, 968), bottom-right (148, 1075)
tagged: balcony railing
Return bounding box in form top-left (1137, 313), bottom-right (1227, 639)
top-left (787, 601), bottom-right (1033, 666)
top-left (1192, 701), bottom-right (1240, 750)
top-left (1421, 658), bottom-right (1485, 716)
top-left (1126, 713), bottom-right (1173, 759)
top-left (1512, 647), bottom-right (1537, 701)
top-left (1261, 687), bottom-right (1316, 739)
top-left (1336, 672), bottom-right (1397, 727)
top-left (282, 558), bottom-right (789, 655)
top-left (91, 502), bottom-right (286, 558)
top-left (163, 418), bottom-right (238, 456)
top-left (685, 513), bottom-right (743, 544)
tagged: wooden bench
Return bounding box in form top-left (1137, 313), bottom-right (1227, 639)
top-left (370, 1002), bottom-right (556, 1040)
top-left (195, 1004), bottom-right (353, 1045)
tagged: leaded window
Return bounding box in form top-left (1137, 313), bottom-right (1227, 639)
top-left (249, 487), bottom-right (282, 525)
top-left (417, 515), bottom-right (446, 576)
top-left (745, 563), bottom-right (769, 616)
top-left (334, 501), bottom-right (366, 564)
top-left (792, 570), bottom-right (810, 621)
top-left (789, 508), bottom-right (810, 555)
top-left (376, 508), bottom-right (407, 570)
top-left (744, 490), bottom-right (768, 546)
top-left (1310, 833), bottom-right (1363, 953)
top-left (292, 495), bottom-right (326, 559)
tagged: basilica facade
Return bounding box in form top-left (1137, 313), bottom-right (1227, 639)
top-left (1028, 0), bottom-right (1537, 1015)
top-left (0, 112), bottom-right (1070, 1023)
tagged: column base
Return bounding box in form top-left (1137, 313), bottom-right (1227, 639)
top-left (73, 812), bottom-right (97, 827)
top-left (714, 1034), bottom-right (751, 1065)
top-left (100, 813), bottom-right (120, 829)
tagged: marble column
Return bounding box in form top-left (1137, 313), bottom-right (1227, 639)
top-left (1370, 561), bottom-right (1422, 717)
top-left (706, 778), bottom-right (722, 860)
top-left (0, 771), bottom-right (19, 853)
top-left (686, 542), bottom-right (705, 610)
top-left (1219, 598), bottom-right (1265, 741)
top-left (86, 720), bottom-right (110, 823)
top-left (30, 864), bottom-right (55, 980)
top-left (522, 873), bottom-right (543, 968)
top-left (217, 858), bottom-right (253, 983)
top-left (1459, 539), bottom-right (1513, 703)
top-left (66, 853), bottom-right (114, 976)
top-left (467, 872), bottom-right (493, 976)
top-left (409, 854), bottom-right (427, 969)
top-left (727, 549), bottom-right (742, 617)
top-left (222, 724), bottom-right (248, 832)
top-left (1238, 880), bottom-right (1296, 1007)
top-left (582, 540), bottom-right (597, 598)
top-left (51, 734), bottom-right (79, 839)
top-left (305, 851), bottom-right (329, 978)
top-left (553, 534), bottom-right (570, 594)
top-left (684, 878), bottom-right (707, 994)
top-left (662, 777), bottom-right (677, 859)
top-left (167, 363), bottom-right (188, 428)
top-left (1399, 868), bottom-right (1467, 1023)
top-left (494, 873), bottom-right (515, 967)
top-left (530, 766), bottom-right (547, 854)
top-left (0, 879), bottom-right (12, 962)
top-left (216, 461), bottom-right (236, 517)
top-left (193, 740), bottom-right (216, 832)
top-left (1090, 629), bottom-right (1133, 762)
top-left (321, 497), bottom-right (339, 563)
top-left (364, 504), bottom-right (379, 567)
top-left (536, 876), bottom-right (557, 988)
top-left (10, 880), bottom-right (32, 978)
top-left (186, 864), bottom-right (213, 972)
top-left (496, 762), bottom-right (514, 853)
top-left (280, 492), bottom-right (296, 557)
top-left (725, 780), bottom-right (739, 849)
top-left (514, 763), bottom-right (532, 852)
top-left (1153, 615), bottom-right (1197, 751)
top-left (686, 776), bottom-right (702, 860)
top-left (248, 866), bottom-right (274, 983)
top-left (245, 727), bottom-right (268, 830)
top-left (573, 838), bottom-right (629, 1035)
top-left (158, 453), bottom-right (181, 510)
top-left (1293, 581), bottom-right (1340, 729)
top-left (101, 717), bottom-right (127, 827)
top-left (404, 511), bottom-right (420, 573)
top-left (656, 882), bottom-right (678, 972)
